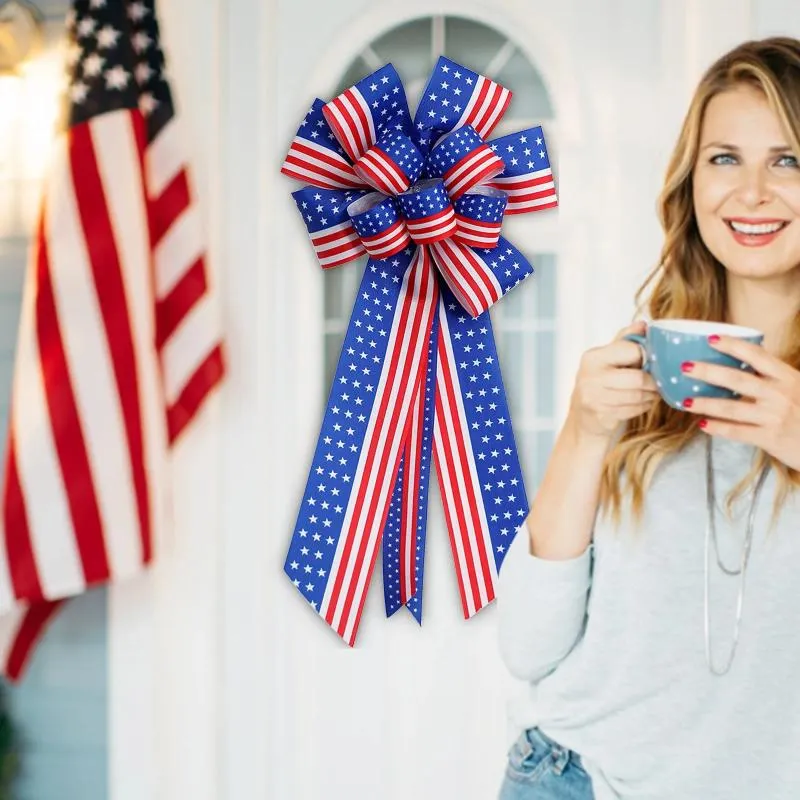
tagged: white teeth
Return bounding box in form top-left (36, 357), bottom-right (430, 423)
top-left (729, 220), bottom-right (786, 234)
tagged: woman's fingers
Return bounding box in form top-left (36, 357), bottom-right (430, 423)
top-left (603, 367), bottom-right (659, 392)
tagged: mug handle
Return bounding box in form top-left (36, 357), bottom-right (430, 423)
top-left (623, 333), bottom-right (652, 373)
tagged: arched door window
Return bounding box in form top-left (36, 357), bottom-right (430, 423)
top-left (323, 14), bottom-right (559, 492)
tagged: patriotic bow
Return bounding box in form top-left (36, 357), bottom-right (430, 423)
top-left (281, 56), bottom-right (557, 645)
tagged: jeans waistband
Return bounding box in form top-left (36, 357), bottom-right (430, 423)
top-left (527, 726), bottom-right (584, 771)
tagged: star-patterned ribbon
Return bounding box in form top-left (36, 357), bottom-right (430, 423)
top-left (281, 56), bottom-right (558, 644)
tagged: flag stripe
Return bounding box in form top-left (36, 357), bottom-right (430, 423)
top-left (153, 203), bottom-right (205, 298)
top-left (488, 171), bottom-right (557, 213)
top-left (478, 85), bottom-right (511, 139)
top-left (155, 256), bottom-right (206, 348)
top-left (68, 119), bottom-right (149, 576)
top-left (8, 204), bottom-right (87, 600)
top-left (41, 145), bottom-right (115, 589)
top-left (2, 436), bottom-right (41, 601)
top-left (406, 207), bottom-right (458, 243)
top-left (3, 600), bottom-right (64, 681)
top-left (145, 116), bottom-right (184, 197)
top-left (166, 343), bottom-right (224, 444)
top-left (148, 166), bottom-right (189, 245)
top-left (430, 241), bottom-right (485, 317)
top-left (162, 290), bottom-right (221, 406)
top-left (453, 216), bottom-right (503, 247)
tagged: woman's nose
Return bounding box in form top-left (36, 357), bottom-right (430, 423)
top-left (736, 166), bottom-right (773, 208)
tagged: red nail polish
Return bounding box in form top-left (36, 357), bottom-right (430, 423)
top-left (683, 398), bottom-right (694, 408)
top-left (681, 361), bottom-right (694, 372)
top-left (699, 419), bottom-right (708, 429)
top-left (708, 335), bottom-right (720, 344)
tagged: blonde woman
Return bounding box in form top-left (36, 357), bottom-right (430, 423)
top-left (498, 37), bottom-right (800, 800)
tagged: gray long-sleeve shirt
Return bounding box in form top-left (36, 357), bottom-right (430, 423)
top-left (497, 434), bottom-right (800, 799)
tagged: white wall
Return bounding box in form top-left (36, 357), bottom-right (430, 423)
top-left (108, 1), bottom-right (800, 799)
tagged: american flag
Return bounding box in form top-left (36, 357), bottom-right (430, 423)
top-left (0, 0), bottom-right (224, 680)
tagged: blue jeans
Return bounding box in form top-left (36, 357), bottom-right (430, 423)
top-left (498, 726), bottom-right (594, 799)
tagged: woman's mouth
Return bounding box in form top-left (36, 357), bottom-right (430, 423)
top-left (724, 218), bottom-right (790, 246)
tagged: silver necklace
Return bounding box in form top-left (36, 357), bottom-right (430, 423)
top-left (704, 436), bottom-right (770, 676)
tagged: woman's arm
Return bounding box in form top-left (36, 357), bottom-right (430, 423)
top-left (497, 414), bottom-right (611, 682)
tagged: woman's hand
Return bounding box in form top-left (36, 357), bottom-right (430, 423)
top-left (681, 334), bottom-right (800, 470)
top-left (568, 320), bottom-right (660, 440)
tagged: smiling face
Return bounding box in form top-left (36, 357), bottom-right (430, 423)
top-left (692, 84), bottom-right (800, 280)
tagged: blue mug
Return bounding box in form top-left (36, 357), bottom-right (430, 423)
top-left (624, 319), bottom-right (764, 410)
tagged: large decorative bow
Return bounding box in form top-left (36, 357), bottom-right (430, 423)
top-left (281, 56), bottom-right (557, 645)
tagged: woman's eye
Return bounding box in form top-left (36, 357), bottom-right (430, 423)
top-left (709, 153), bottom-right (737, 165)
top-left (776, 154), bottom-right (799, 168)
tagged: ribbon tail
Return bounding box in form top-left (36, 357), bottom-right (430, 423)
top-left (432, 286), bottom-right (529, 619)
top-left (284, 247), bottom-right (439, 646)
top-left (382, 308), bottom-right (440, 624)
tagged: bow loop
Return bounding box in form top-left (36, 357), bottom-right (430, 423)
top-left (353, 131), bottom-right (425, 195)
top-left (427, 125), bottom-right (506, 200)
top-left (292, 186), bottom-right (368, 269)
top-left (397, 179), bottom-right (458, 245)
top-left (413, 56), bottom-right (512, 153)
top-left (453, 187), bottom-right (507, 249)
top-left (348, 193), bottom-right (412, 259)
top-left (485, 126), bottom-right (558, 214)
top-left (322, 64), bottom-right (414, 163)
top-left (281, 99), bottom-right (366, 190)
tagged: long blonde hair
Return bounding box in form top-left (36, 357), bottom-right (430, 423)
top-left (598, 37), bottom-right (800, 527)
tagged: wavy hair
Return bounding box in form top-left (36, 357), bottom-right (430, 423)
top-left (598, 37), bottom-right (800, 528)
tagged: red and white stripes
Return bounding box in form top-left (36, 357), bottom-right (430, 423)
top-left (433, 307), bottom-right (498, 619)
top-left (429, 238), bottom-right (503, 318)
top-left (320, 248), bottom-right (439, 645)
top-left (405, 206), bottom-right (457, 244)
top-left (488, 166), bottom-right (558, 214)
top-left (354, 145), bottom-right (412, 195)
top-left (360, 220), bottom-right (411, 259)
top-left (310, 221), bottom-right (367, 269)
top-left (322, 87), bottom-right (376, 164)
top-left (442, 145), bottom-right (505, 200)
top-left (454, 75), bottom-right (512, 141)
top-left (281, 137), bottom-right (363, 190)
top-left (0, 107), bottom-right (224, 680)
